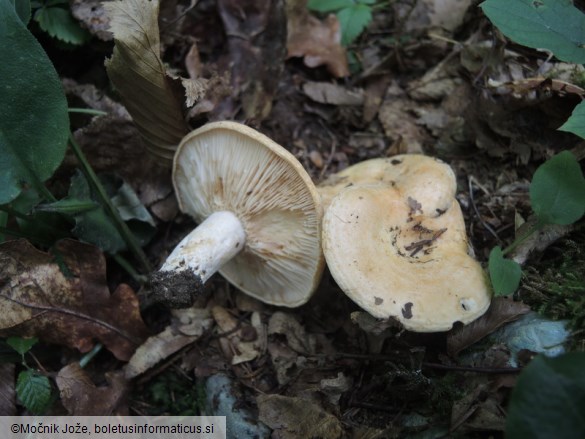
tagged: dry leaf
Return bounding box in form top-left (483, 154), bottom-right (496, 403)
top-left (56, 363), bottom-right (127, 415)
top-left (0, 239), bottom-right (149, 361)
top-left (0, 364), bottom-right (16, 415)
top-left (71, 0), bottom-right (112, 41)
top-left (125, 307), bottom-right (213, 379)
top-left (217, 0), bottom-right (287, 121)
top-left (104, 0), bottom-right (190, 160)
top-left (302, 81), bottom-right (364, 106)
top-left (212, 306), bottom-right (265, 365)
top-left (268, 311), bottom-right (315, 354)
top-left (447, 297), bottom-right (531, 357)
top-left (258, 394), bottom-right (343, 439)
top-left (287, 0), bottom-right (349, 78)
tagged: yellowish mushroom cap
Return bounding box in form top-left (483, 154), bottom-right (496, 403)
top-left (322, 157), bottom-right (491, 332)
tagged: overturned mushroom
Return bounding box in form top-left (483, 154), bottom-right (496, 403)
top-left (150, 121), bottom-right (324, 308)
top-left (322, 156), bottom-right (491, 332)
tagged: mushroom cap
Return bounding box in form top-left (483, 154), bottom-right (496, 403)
top-left (318, 155), bottom-right (457, 214)
top-left (172, 121), bottom-right (324, 307)
top-left (322, 182), bottom-right (491, 332)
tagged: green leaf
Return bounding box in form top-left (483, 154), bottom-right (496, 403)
top-left (0, 0), bottom-right (69, 204)
top-left (337, 4), bottom-right (372, 45)
top-left (506, 353), bottom-right (585, 439)
top-left (16, 369), bottom-right (52, 414)
top-left (35, 198), bottom-right (98, 215)
top-left (34, 4), bottom-right (90, 45)
top-left (480, 0), bottom-right (585, 64)
top-left (69, 171), bottom-right (126, 253)
top-left (488, 246), bottom-right (522, 296)
top-left (307, 0), bottom-right (355, 12)
top-left (530, 151), bottom-right (585, 225)
top-left (10, 0), bottom-right (31, 23)
top-left (559, 100), bottom-right (585, 140)
top-left (6, 336), bottom-right (38, 355)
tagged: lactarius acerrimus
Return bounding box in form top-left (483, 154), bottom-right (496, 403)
top-left (321, 156), bottom-right (492, 332)
top-left (150, 121), bottom-right (324, 308)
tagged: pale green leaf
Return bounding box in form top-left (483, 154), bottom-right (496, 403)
top-left (308, 0), bottom-right (354, 12)
top-left (337, 4), bottom-right (372, 45)
top-left (559, 100), bottom-right (585, 140)
top-left (530, 151), bottom-right (585, 225)
top-left (488, 246), bottom-right (522, 296)
top-left (6, 336), bottom-right (38, 355)
top-left (480, 0), bottom-right (585, 63)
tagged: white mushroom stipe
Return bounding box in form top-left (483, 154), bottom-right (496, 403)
top-left (160, 211), bottom-right (246, 284)
top-left (150, 121), bottom-right (324, 308)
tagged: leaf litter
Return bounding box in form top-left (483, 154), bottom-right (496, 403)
top-left (4, 0), bottom-right (585, 434)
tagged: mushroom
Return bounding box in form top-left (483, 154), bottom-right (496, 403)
top-left (150, 121), bottom-right (324, 308)
top-left (321, 156), bottom-right (491, 332)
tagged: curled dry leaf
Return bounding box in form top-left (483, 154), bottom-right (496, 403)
top-left (302, 81), bottom-right (364, 106)
top-left (0, 239), bottom-right (149, 361)
top-left (212, 306), bottom-right (265, 365)
top-left (257, 394), bottom-right (343, 439)
top-left (104, 0), bottom-right (190, 160)
top-left (447, 297), bottom-right (531, 357)
top-left (286, 0), bottom-right (349, 78)
top-left (125, 308), bottom-right (213, 379)
top-left (56, 363), bottom-right (127, 415)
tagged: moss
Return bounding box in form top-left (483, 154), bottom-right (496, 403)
top-left (520, 231), bottom-right (585, 351)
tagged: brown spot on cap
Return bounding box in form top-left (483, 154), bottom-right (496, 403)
top-left (391, 159), bottom-right (402, 165)
top-left (402, 302), bottom-right (413, 319)
top-left (374, 296), bottom-right (383, 305)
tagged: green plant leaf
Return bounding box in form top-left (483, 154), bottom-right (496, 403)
top-left (16, 369), bottom-right (52, 414)
top-left (0, 0), bottom-right (69, 205)
top-left (6, 336), bottom-right (38, 356)
top-left (488, 246), bottom-right (522, 296)
top-left (337, 4), bottom-right (372, 45)
top-left (34, 4), bottom-right (90, 45)
top-left (506, 353), bottom-right (585, 438)
top-left (10, 0), bottom-right (31, 23)
top-left (307, 0), bottom-right (354, 12)
top-left (480, 0), bottom-right (585, 64)
top-left (530, 151), bottom-right (585, 225)
top-left (559, 100), bottom-right (585, 139)
top-left (68, 171), bottom-right (126, 253)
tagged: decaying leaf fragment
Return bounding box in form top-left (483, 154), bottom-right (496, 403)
top-left (104, 0), bottom-right (190, 160)
top-left (56, 363), bottom-right (127, 415)
top-left (0, 239), bottom-right (149, 361)
top-left (286, 0), bottom-right (349, 77)
top-left (258, 394), bottom-right (343, 439)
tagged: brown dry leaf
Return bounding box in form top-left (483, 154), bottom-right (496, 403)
top-left (268, 311), bottom-right (315, 354)
top-left (104, 0), bottom-right (190, 160)
top-left (258, 394), bottom-right (343, 439)
top-left (302, 81), bottom-right (364, 106)
top-left (212, 306), bottom-right (265, 365)
top-left (450, 382), bottom-right (507, 434)
top-left (287, 0), bottom-right (349, 78)
top-left (401, 0), bottom-right (472, 33)
top-left (0, 364), bottom-right (16, 415)
top-left (125, 307), bottom-right (213, 379)
top-left (0, 239), bottom-right (149, 361)
top-left (56, 363), bottom-right (127, 415)
top-left (447, 297), bottom-right (531, 357)
top-left (217, 0), bottom-right (287, 121)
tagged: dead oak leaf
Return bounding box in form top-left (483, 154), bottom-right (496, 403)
top-left (56, 363), bottom-right (128, 415)
top-left (0, 239), bottom-right (149, 361)
top-left (447, 297), bottom-right (531, 357)
top-left (286, 0), bottom-right (349, 78)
